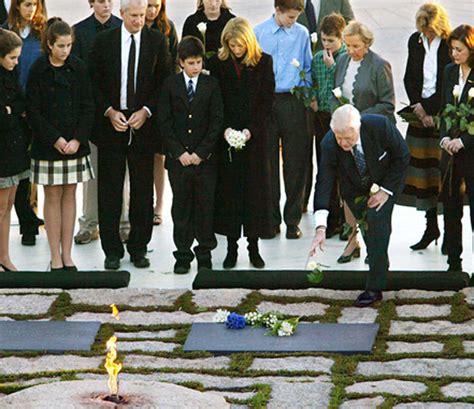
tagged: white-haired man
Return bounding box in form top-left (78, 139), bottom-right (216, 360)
top-left (310, 105), bottom-right (409, 307)
top-left (90, 0), bottom-right (172, 270)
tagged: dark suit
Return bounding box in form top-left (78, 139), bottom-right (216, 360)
top-left (440, 64), bottom-right (474, 267)
top-left (158, 72), bottom-right (223, 264)
top-left (0, 1), bottom-right (7, 25)
top-left (314, 114), bottom-right (409, 290)
top-left (90, 26), bottom-right (172, 259)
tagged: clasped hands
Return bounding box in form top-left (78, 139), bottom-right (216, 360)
top-left (179, 152), bottom-right (203, 166)
top-left (442, 138), bottom-right (463, 155)
top-left (412, 103), bottom-right (434, 128)
top-left (107, 107), bottom-right (148, 133)
top-left (54, 137), bottom-right (80, 155)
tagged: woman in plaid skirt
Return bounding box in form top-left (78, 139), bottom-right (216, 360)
top-left (26, 18), bottom-right (94, 271)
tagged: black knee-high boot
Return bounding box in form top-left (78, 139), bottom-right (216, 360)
top-left (223, 237), bottom-right (238, 269)
top-left (410, 207), bottom-right (440, 250)
top-left (247, 237), bottom-right (265, 269)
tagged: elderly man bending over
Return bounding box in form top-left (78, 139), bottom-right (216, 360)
top-left (310, 105), bottom-right (409, 307)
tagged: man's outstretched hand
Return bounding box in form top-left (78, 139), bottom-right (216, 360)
top-left (309, 228), bottom-right (326, 256)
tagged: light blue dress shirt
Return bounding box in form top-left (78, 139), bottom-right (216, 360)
top-left (254, 16), bottom-right (312, 93)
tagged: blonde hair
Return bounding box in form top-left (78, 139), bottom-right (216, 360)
top-left (416, 3), bottom-right (451, 40)
top-left (218, 17), bottom-right (262, 67)
top-left (196, 0), bottom-right (230, 10)
top-left (343, 21), bottom-right (374, 48)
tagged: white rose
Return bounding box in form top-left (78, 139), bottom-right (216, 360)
top-left (370, 183), bottom-right (380, 195)
top-left (332, 87), bottom-right (342, 99)
top-left (469, 88), bottom-right (474, 100)
top-left (307, 261), bottom-right (318, 270)
top-left (311, 32), bottom-right (318, 44)
top-left (452, 85), bottom-right (461, 99)
top-left (213, 309), bottom-right (230, 323)
top-left (290, 58), bottom-right (300, 68)
top-left (197, 22), bottom-right (207, 33)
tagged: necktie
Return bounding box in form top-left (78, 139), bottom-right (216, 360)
top-left (127, 34), bottom-right (136, 111)
top-left (305, 0), bottom-right (317, 34)
top-left (187, 79), bottom-right (195, 102)
top-left (352, 145), bottom-right (370, 187)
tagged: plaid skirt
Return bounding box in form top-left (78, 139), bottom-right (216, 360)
top-left (31, 156), bottom-right (94, 186)
top-left (0, 169), bottom-right (30, 189)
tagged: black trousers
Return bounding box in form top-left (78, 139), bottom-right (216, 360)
top-left (269, 94), bottom-right (312, 227)
top-left (348, 195), bottom-right (396, 291)
top-left (14, 177), bottom-right (40, 235)
top-left (98, 139), bottom-right (154, 259)
top-left (168, 161), bottom-right (217, 264)
top-left (441, 154), bottom-right (474, 265)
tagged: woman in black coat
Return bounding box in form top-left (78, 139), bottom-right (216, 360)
top-left (26, 19), bottom-right (94, 271)
top-left (210, 17), bottom-right (274, 269)
top-left (0, 28), bottom-right (29, 271)
top-left (398, 3), bottom-right (451, 251)
top-left (439, 24), bottom-right (474, 272)
top-left (182, 0), bottom-right (235, 56)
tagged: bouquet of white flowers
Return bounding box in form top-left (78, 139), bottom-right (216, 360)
top-left (224, 128), bottom-right (248, 162)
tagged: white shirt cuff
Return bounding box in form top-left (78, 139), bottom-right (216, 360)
top-left (380, 187), bottom-right (393, 196)
top-left (104, 106), bottom-right (112, 117)
top-left (143, 106), bottom-right (152, 118)
top-left (313, 209), bottom-right (329, 228)
top-left (440, 137), bottom-right (451, 148)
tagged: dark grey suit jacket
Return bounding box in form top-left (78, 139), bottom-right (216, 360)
top-left (298, 0), bottom-right (354, 31)
top-left (314, 114), bottom-right (409, 211)
top-left (330, 50), bottom-right (396, 122)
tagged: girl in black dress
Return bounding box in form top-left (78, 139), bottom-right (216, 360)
top-left (0, 28), bottom-right (29, 271)
top-left (211, 17), bottom-right (274, 269)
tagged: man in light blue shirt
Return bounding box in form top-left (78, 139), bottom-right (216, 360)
top-left (254, 0), bottom-right (312, 240)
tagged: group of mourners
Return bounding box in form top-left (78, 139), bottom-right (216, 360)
top-left (0, 0), bottom-right (472, 305)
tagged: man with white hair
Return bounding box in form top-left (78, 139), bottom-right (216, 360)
top-left (310, 105), bottom-right (409, 307)
top-left (90, 0), bottom-right (172, 270)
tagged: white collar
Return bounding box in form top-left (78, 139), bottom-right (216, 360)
top-left (121, 24), bottom-right (141, 43)
top-left (183, 72), bottom-right (199, 86)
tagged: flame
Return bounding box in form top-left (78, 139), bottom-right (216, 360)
top-left (104, 335), bottom-right (122, 396)
top-left (110, 304), bottom-right (120, 321)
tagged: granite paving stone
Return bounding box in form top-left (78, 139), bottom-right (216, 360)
top-left (339, 397), bottom-right (385, 409)
top-left (0, 295), bottom-right (57, 315)
top-left (463, 341), bottom-right (474, 353)
top-left (192, 289), bottom-right (252, 308)
top-left (390, 320), bottom-right (474, 336)
top-left (67, 311), bottom-right (216, 325)
top-left (394, 404), bottom-right (474, 409)
top-left (3, 377), bottom-right (61, 387)
top-left (123, 355), bottom-right (230, 370)
top-left (462, 288), bottom-right (474, 304)
top-left (114, 330), bottom-right (177, 339)
top-left (249, 357), bottom-right (333, 373)
top-left (441, 382), bottom-right (474, 398)
top-left (0, 289), bottom-right (61, 294)
top-left (119, 341), bottom-right (179, 353)
top-left (346, 380), bottom-right (427, 396)
top-left (357, 359), bottom-right (474, 378)
top-left (68, 288), bottom-right (186, 307)
top-left (384, 290), bottom-right (455, 299)
top-left (259, 289), bottom-right (361, 300)
top-left (208, 391), bottom-right (255, 401)
top-left (267, 378), bottom-right (333, 409)
top-left (0, 356), bottom-right (102, 375)
top-left (396, 305), bottom-right (451, 318)
top-left (256, 301), bottom-right (328, 316)
top-left (386, 342), bottom-right (444, 354)
top-left (338, 307), bottom-right (378, 323)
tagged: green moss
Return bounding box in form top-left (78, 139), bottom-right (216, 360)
top-left (49, 292), bottom-right (73, 320)
top-left (176, 380), bottom-right (205, 392)
top-left (174, 291), bottom-right (196, 313)
top-left (228, 353), bottom-right (254, 373)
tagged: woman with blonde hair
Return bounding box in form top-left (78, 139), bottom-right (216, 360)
top-left (398, 3), bottom-right (451, 251)
top-left (210, 17), bottom-right (274, 269)
top-left (182, 0), bottom-right (235, 56)
top-left (330, 20), bottom-right (395, 264)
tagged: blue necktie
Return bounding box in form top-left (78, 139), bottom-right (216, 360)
top-left (352, 145), bottom-right (370, 187)
top-left (187, 79), bottom-right (195, 102)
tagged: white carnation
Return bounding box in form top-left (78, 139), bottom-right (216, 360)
top-left (197, 22), bottom-right (207, 33)
top-left (213, 309), bottom-right (230, 323)
top-left (225, 129), bottom-right (247, 150)
top-left (311, 32), bottom-right (318, 44)
top-left (290, 58), bottom-right (300, 68)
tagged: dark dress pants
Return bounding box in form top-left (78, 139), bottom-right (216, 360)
top-left (269, 94), bottom-right (312, 227)
top-left (348, 195), bottom-right (396, 291)
top-left (168, 161), bottom-right (217, 264)
top-left (98, 138), bottom-right (154, 259)
top-left (14, 178), bottom-right (40, 235)
top-left (441, 153), bottom-right (474, 265)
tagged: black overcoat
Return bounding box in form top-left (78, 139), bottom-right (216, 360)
top-left (210, 53), bottom-right (275, 238)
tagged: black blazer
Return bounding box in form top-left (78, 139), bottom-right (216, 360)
top-left (72, 14), bottom-right (122, 68)
top-left (158, 72), bottom-right (224, 167)
top-left (26, 55), bottom-right (94, 161)
top-left (403, 32), bottom-right (451, 115)
top-left (0, 1), bottom-right (7, 25)
top-left (90, 26), bottom-right (172, 149)
top-left (0, 66), bottom-right (29, 177)
top-left (150, 20), bottom-right (179, 72)
top-left (314, 114), bottom-right (410, 211)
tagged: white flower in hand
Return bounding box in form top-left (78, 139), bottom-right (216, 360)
top-left (290, 58), bottom-right (300, 68)
top-left (468, 87), bottom-right (474, 101)
top-left (311, 32), bottom-right (318, 44)
top-left (370, 183), bottom-right (380, 196)
top-left (332, 87), bottom-right (342, 99)
top-left (452, 85), bottom-right (461, 100)
top-left (197, 22), bottom-right (207, 34)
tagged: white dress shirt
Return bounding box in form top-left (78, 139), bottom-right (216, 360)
top-left (183, 72), bottom-right (199, 94)
top-left (4, 0), bottom-right (11, 14)
top-left (120, 25), bottom-right (141, 111)
top-left (421, 34), bottom-right (441, 99)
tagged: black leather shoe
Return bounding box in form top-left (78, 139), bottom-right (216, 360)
top-left (104, 256), bottom-right (121, 270)
top-left (223, 249), bottom-right (238, 269)
top-left (197, 260), bottom-right (212, 273)
top-left (130, 255), bottom-right (150, 268)
top-left (249, 251), bottom-right (265, 268)
top-left (21, 234), bottom-right (36, 246)
top-left (354, 290), bottom-right (382, 308)
top-left (364, 255), bottom-right (369, 264)
top-left (63, 265), bottom-right (78, 272)
top-left (286, 225), bottom-right (302, 239)
top-left (447, 259), bottom-right (462, 272)
top-left (410, 227), bottom-right (440, 250)
top-left (337, 246), bottom-right (361, 264)
top-left (174, 260), bottom-right (191, 274)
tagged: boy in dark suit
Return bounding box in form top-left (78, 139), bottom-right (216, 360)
top-left (159, 36), bottom-right (224, 274)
